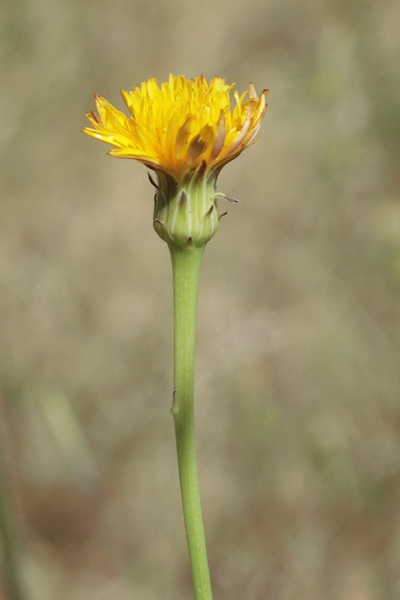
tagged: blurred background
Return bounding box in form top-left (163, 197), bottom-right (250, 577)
top-left (1, 0), bottom-right (400, 598)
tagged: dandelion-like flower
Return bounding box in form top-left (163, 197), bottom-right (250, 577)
top-left (83, 74), bottom-right (268, 247)
top-left (82, 76), bottom-right (270, 600)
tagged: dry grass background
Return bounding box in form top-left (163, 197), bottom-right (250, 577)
top-left (1, 0), bottom-right (400, 598)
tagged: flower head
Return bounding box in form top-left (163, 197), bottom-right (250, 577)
top-left (83, 75), bottom-right (268, 248)
top-left (83, 74), bottom-right (268, 180)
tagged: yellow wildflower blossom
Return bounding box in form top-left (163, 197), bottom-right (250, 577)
top-left (83, 75), bottom-right (268, 247)
top-left (83, 74), bottom-right (268, 180)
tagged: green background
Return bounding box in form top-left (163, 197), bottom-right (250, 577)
top-left (1, 0), bottom-right (400, 598)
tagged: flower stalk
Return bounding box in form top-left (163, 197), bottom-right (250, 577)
top-left (169, 244), bottom-right (212, 600)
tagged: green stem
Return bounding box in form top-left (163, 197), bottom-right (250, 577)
top-left (169, 244), bottom-right (213, 600)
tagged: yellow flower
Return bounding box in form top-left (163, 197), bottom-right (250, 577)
top-left (83, 74), bottom-right (268, 248)
top-left (83, 74), bottom-right (268, 180)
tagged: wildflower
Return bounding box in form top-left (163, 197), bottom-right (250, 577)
top-left (82, 74), bottom-right (269, 600)
top-left (83, 74), bottom-right (268, 247)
